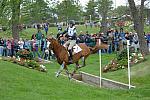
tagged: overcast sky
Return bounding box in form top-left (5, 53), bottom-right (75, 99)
top-left (57, 0), bottom-right (149, 8)
top-left (80, 0), bottom-right (128, 7)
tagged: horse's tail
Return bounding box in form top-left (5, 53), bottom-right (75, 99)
top-left (89, 43), bottom-right (108, 54)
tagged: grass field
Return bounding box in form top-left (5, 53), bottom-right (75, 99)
top-left (0, 54), bottom-right (150, 100)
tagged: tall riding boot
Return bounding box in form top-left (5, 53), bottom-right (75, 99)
top-left (68, 49), bottom-right (73, 63)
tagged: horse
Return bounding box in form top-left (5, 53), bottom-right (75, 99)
top-left (47, 36), bottom-right (108, 79)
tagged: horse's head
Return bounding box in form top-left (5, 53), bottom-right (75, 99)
top-left (46, 36), bottom-right (59, 50)
top-left (47, 36), bottom-right (54, 49)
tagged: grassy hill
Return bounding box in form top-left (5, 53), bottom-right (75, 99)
top-left (0, 54), bottom-right (150, 100)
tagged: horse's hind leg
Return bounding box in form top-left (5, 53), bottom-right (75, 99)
top-left (81, 57), bottom-right (86, 67)
top-left (71, 61), bottom-right (80, 76)
top-left (55, 62), bottom-right (65, 77)
top-left (64, 67), bottom-right (72, 80)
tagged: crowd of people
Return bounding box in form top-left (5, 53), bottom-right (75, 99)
top-left (58, 27), bottom-right (150, 54)
top-left (0, 32), bottom-right (53, 60)
top-left (0, 24), bottom-right (150, 61)
top-left (76, 28), bottom-right (141, 53)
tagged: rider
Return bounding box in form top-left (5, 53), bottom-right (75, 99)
top-left (62, 20), bottom-right (77, 63)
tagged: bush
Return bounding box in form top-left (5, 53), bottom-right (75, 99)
top-left (116, 49), bottom-right (128, 61)
top-left (34, 57), bottom-right (40, 62)
top-left (116, 49), bottom-right (129, 67)
top-left (17, 60), bottom-right (25, 66)
top-left (1, 57), bottom-right (46, 72)
top-left (118, 59), bottom-right (128, 67)
top-left (103, 49), bottom-right (145, 73)
top-left (26, 60), bottom-right (40, 69)
top-left (10, 58), bottom-right (17, 63)
top-left (16, 50), bottom-right (33, 60)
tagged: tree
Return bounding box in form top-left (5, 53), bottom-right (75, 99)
top-left (56, 0), bottom-right (81, 23)
top-left (0, 0), bottom-right (22, 40)
top-left (0, 0), bottom-right (7, 17)
top-left (10, 0), bottom-right (22, 40)
top-left (85, 0), bottom-right (97, 21)
top-left (128, 0), bottom-right (149, 55)
top-left (21, 0), bottom-right (50, 24)
top-left (1, 0), bottom-right (51, 40)
top-left (0, 0), bottom-right (11, 27)
top-left (114, 6), bottom-right (130, 17)
top-left (97, 0), bottom-right (113, 33)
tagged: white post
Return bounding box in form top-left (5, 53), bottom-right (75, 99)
top-left (90, 15), bottom-right (91, 23)
top-left (99, 39), bottom-right (102, 87)
top-left (127, 40), bottom-right (131, 89)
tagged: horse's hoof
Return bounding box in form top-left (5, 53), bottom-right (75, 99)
top-left (68, 77), bottom-right (72, 80)
top-left (55, 73), bottom-right (59, 78)
top-left (71, 74), bottom-right (74, 77)
top-left (68, 74), bottom-right (72, 80)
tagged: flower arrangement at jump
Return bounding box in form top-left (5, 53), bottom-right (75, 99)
top-left (16, 49), bottom-right (33, 60)
top-left (103, 49), bottom-right (145, 73)
top-left (2, 49), bottom-right (47, 72)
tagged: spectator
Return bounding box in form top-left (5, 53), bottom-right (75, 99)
top-left (18, 38), bottom-right (24, 50)
top-left (113, 29), bottom-right (120, 52)
top-left (57, 24), bottom-right (62, 34)
top-left (78, 31), bottom-right (86, 43)
top-left (41, 34), bottom-right (47, 58)
top-left (11, 38), bottom-right (15, 57)
top-left (107, 31), bottom-right (113, 54)
top-left (14, 39), bottom-right (19, 56)
top-left (119, 28), bottom-right (126, 50)
top-left (3, 38), bottom-right (7, 57)
top-left (146, 33), bottom-right (150, 51)
top-left (36, 29), bottom-right (42, 46)
top-left (0, 38), bottom-right (4, 57)
top-left (32, 39), bottom-right (40, 58)
top-left (31, 33), bottom-right (36, 40)
top-left (132, 33), bottom-right (139, 52)
top-left (7, 39), bottom-right (12, 56)
top-left (44, 23), bottom-right (49, 36)
top-left (24, 39), bottom-right (30, 51)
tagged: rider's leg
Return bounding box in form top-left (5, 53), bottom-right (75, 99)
top-left (68, 40), bottom-right (76, 63)
top-left (63, 40), bottom-right (70, 49)
top-left (68, 49), bottom-right (73, 63)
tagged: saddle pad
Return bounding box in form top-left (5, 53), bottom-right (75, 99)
top-left (73, 44), bottom-right (82, 54)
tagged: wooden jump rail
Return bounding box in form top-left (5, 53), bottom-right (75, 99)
top-left (57, 71), bottom-right (136, 89)
top-left (79, 71), bottom-right (135, 89)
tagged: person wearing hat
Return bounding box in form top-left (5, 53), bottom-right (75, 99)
top-left (62, 20), bottom-right (77, 63)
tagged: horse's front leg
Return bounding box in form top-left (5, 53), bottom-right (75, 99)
top-left (55, 62), bottom-right (65, 77)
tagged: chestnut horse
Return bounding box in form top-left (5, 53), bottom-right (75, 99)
top-left (47, 36), bottom-right (108, 79)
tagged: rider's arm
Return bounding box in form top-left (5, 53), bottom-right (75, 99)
top-left (73, 27), bottom-right (77, 37)
top-left (62, 28), bottom-right (68, 35)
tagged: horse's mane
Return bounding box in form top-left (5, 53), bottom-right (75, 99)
top-left (51, 38), bottom-right (63, 50)
top-left (51, 38), bottom-right (60, 47)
